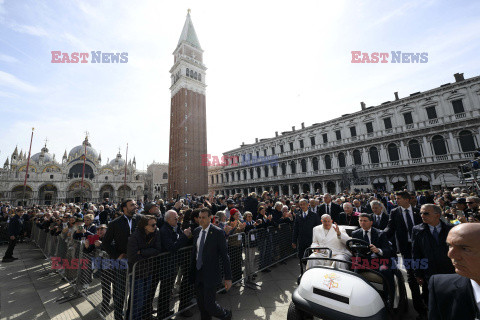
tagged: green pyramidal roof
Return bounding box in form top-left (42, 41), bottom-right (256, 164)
top-left (177, 11), bottom-right (202, 50)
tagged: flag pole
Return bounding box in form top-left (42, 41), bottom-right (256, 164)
top-left (22, 128), bottom-right (34, 206)
top-left (124, 143), bottom-right (128, 200)
top-left (81, 134), bottom-right (88, 203)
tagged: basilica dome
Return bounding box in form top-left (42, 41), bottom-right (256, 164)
top-left (31, 146), bottom-right (54, 163)
top-left (109, 152), bottom-right (125, 167)
top-left (68, 137), bottom-right (99, 161)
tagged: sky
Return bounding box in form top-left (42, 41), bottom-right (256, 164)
top-left (1, 0), bottom-right (480, 170)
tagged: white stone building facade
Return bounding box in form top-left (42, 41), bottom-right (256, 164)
top-left (0, 137), bottom-right (146, 206)
top-left (208, 73), bottom-right (480, 196)
top-left (144, 163), bottom-right (169, 200)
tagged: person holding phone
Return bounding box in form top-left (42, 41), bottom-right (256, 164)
top-left (452, 198), bottom-right (469, 220)
top-left (83, 224), bottom-right (112, 315)
top-left (73, 218), bottom-right (94, 240)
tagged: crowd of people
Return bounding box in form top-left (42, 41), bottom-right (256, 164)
top-left (1, 186), bottom-right (480, 320)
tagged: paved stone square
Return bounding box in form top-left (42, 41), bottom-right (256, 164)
top-left (1, 243), bottom-right (420, 320)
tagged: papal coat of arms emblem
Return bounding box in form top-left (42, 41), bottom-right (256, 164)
top-left (323, 273), bottom-right (340, 289)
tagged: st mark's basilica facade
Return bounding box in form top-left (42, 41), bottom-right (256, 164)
top-left (0, 136), bottom-right (167, 206)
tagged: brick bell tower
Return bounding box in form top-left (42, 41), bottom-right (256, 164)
top-left (168, 10), bottom-right (208, 198)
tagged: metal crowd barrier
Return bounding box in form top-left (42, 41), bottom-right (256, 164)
top-left (28, 223), bottom-right (296, 320)
top-left (37, 228), bottom-right (47, 250)
top-left (30, 222), bottom-right (38, 245)
top-left (128, 232), bottom-right (247, 320)
top-left (245, 223), bottom-right (297, 282)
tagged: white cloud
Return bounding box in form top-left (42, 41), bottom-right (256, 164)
top-left (7, 22), bottom-right (48, 37)
top-left (0, 71), bottom-right (38, 92)
top-left (0, 53), bottom-right (18, 63)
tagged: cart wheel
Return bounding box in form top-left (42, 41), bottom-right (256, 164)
top-left (287, 301), bottom-right (305, 320)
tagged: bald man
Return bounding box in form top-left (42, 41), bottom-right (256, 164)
top-left (428, 223), bottom-right (480, 320)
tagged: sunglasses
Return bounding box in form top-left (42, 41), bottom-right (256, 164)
top-left (147, 223), bottom-right (156, 227)
top-left (466, 202), bottom-right (474, 204)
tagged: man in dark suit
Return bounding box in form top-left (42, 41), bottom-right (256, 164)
top-left (384, 191), bottom-right (426, 319)
top-left (412, 204), bottom-right (454, 307)
top-left (2, 208), bottom-right (23, 262)
top-left (318, 193), bottom-right (342, 223)
top-left (428, 223), bottom-right (480, 320)
top-left (416, 192), bottom-right (427, 206)
top-left (102, 199), bottom-right (138, 320)
top-left (157, 210), bottom-right (192, 318)
top-left (370, 200), bottom-right (389, 230)
top-left (191, 208), bottom-right (232, 320)
top-left (292, 199), bottom-right (321, 272)
top-left (352, 199), bottom-right (365, 213)
top-left (309, 198), bottom-right (319, 215)
top-left (352, 213), bottom-right (394, 301)
top-left (352, 214), bottom-right (392, 258)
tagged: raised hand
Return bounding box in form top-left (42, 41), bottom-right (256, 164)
top-left (332, 222), bottom-right (341, 236)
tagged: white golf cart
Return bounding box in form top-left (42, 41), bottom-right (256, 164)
top-left (288, 238), bottom-right (408, 320)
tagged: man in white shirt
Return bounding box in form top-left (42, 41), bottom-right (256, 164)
top-left (311, 214), bottom-right (351, 269)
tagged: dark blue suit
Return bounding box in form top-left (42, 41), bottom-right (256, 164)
top-left (372, 212), bottom-right (389, 230)
top-left (351, 227), bottom-right (392, 258)
top-left (428, 274), bottom-right (480, 320)
top-left (412, 221), bottom-right (454, 281)
top-left (412, 221), bottom-right (455, 307)
top-left (292, 210), bottom-right (320, 260)
top-left (155, 223), bottom-right (189, 318)
top-left (318, 203), bottom-right (342, 223)
top-left (3, 214), bottom-right (23, 260)
top-left (352, 227), bottom-right (394, 299)
top-left (384, 206), bottom-right (425, 315)
top-left (101, 215), bottom-right (137, 320)
top-left (191, 225), bottom-right (231, 320)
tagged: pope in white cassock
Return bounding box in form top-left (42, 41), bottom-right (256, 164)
top-left (307, 214), bottom-right (351, 270)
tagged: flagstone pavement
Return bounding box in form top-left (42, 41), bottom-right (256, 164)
top-left (1, 243), bottom-right (418, 320)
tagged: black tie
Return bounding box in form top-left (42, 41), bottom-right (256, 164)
top-left (405, 209), bottom-right (414, 238)
top-left (326, 205), bottom-right (330, 215)
top-left (363, 230), bottom-right (370, 244)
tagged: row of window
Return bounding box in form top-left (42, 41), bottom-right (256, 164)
top-left (238, 100), bottom-right (467, 158)
top-left (240, 127), bottom-right (475, 163)
top-left (212, 131), bottom-right (477, 184)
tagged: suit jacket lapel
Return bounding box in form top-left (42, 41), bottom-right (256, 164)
top-left (203, 227), bottom-right (214, 250)
top-left (397, 209), bottom-right (408, 232)
top-left (371, 229), bottom-right (378, 244)
top-left (455, 276), bottom-right (478, 317)
top-left (422, 225), bottom-right (435, 249)
top-left (193, 229), bottom-right (200, 255)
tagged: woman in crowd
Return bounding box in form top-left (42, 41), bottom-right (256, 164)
top-left (256, 206), bottom-right (273, 270)
top-left (243, 211), bottom-right (259, 280)
top-left (227, 208), bottom-right (246, 283)
top-left (83, 213), bottom-right (97, 234)
top-left (279, 205), bottom-right (293, 225)
top-left (127, 215), bottom-right (162, 320)
top-left (83, 224), bottom-right (112, 316)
